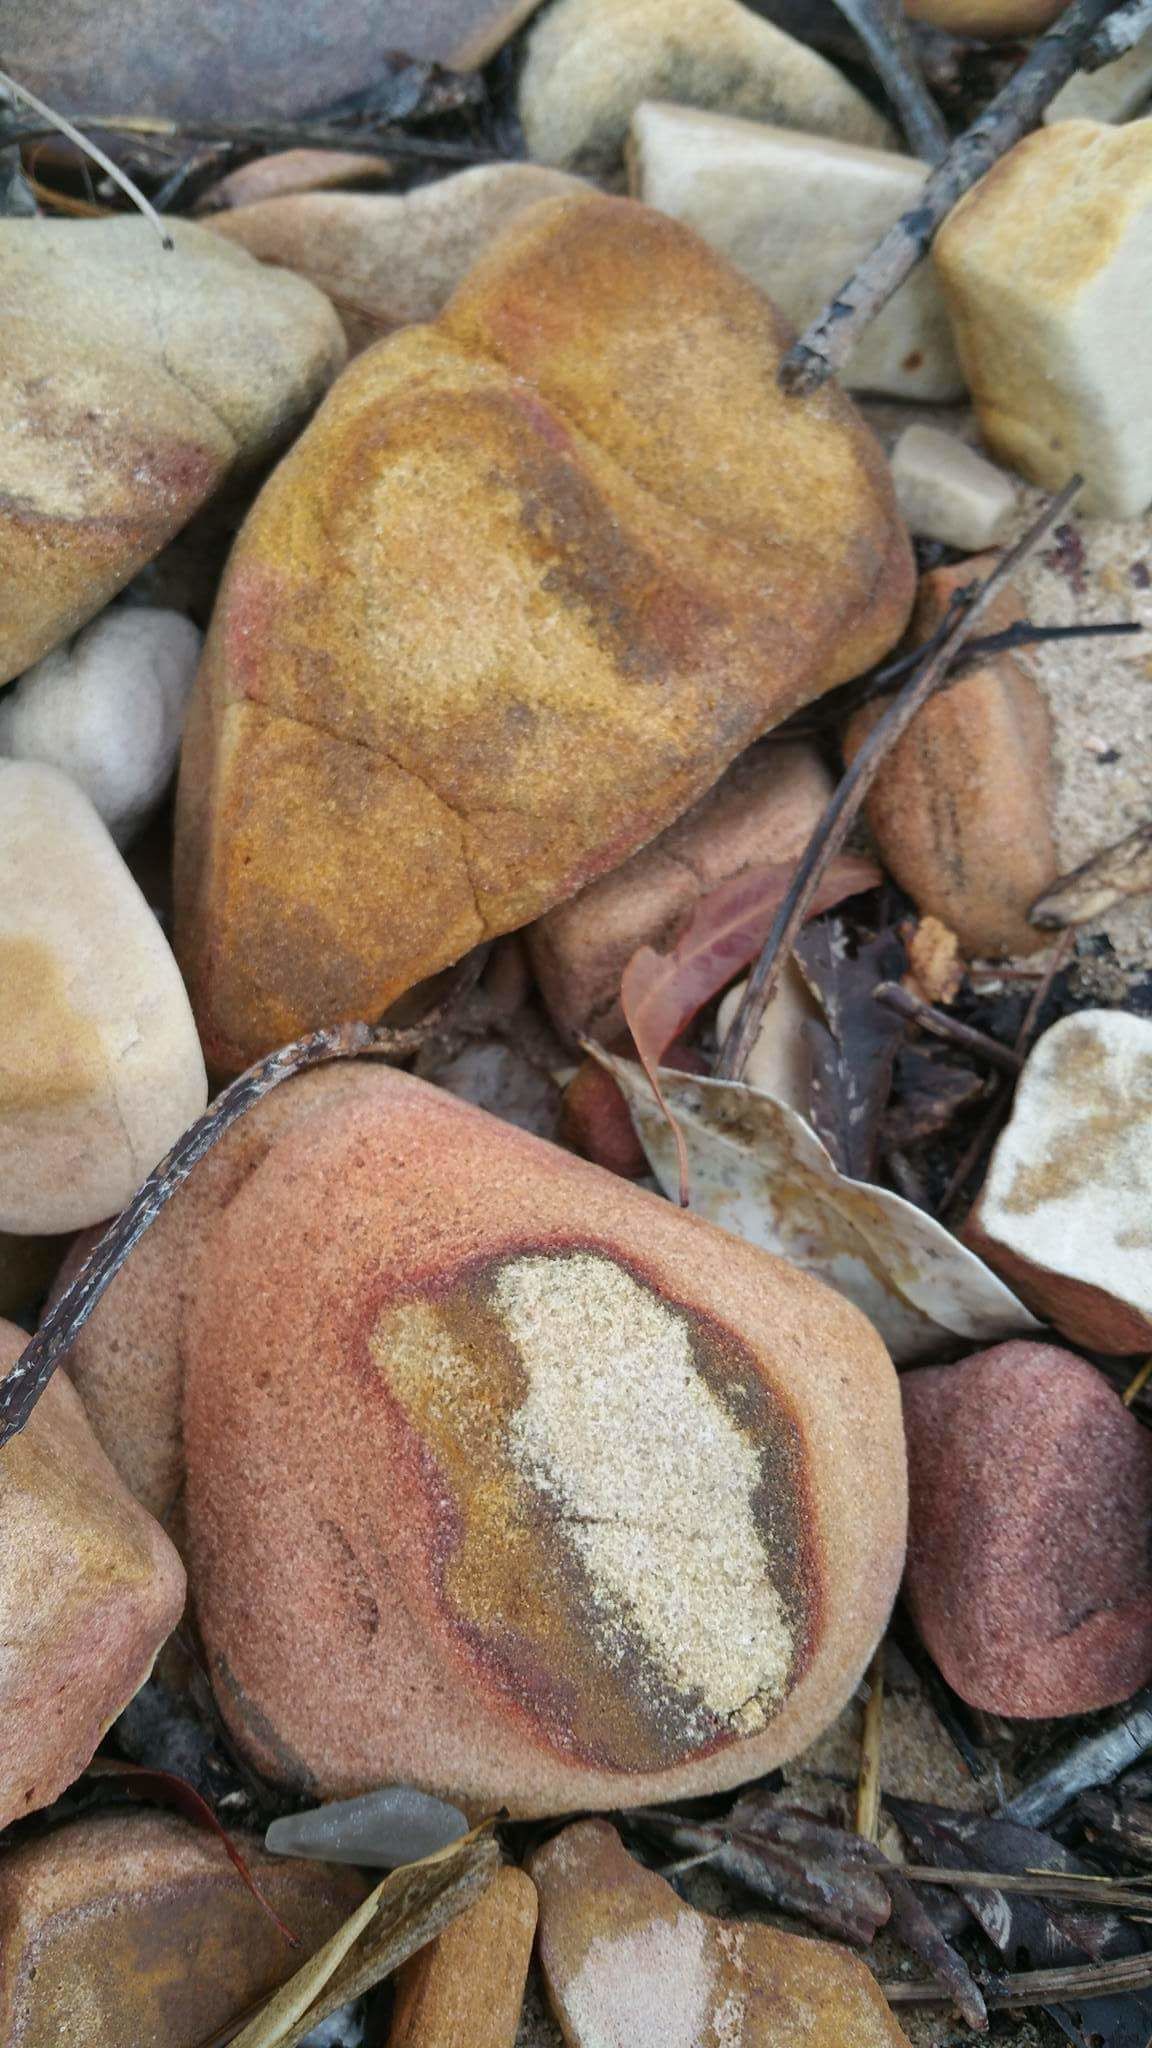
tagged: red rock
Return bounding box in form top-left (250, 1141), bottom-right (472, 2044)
top-left (560, 1056), bottom-right (648, 1178)
top-left (902, 1341), bottom-right (1152, 1717)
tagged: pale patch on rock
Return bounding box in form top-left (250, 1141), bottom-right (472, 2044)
top-left (564, 1914), bottom-right (715, 2048)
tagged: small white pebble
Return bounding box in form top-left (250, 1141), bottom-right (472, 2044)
top-left (890, 423), bottom-right (1018, 552)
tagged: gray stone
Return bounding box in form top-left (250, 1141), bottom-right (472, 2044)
top-left (266, 1786), bottom-right (468, 1868)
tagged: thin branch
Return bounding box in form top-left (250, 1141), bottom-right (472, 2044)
top-left (828, 0), bottom-right (950, 161)
top-left (778, 0), bottom-right (1126, 396)
top-left (714, 478), bottom-right (1081, 1084)
top-left (1030, 817), bottom-right (1152, 928)
top-left (0, 68), bottom-right (172, 244)
top-left (855, 1644), bottom-right (886, 1842)
top-left (1083, 0), bottom-right (1152, 62)
top-left (1123, 1355), bottom-right (1152, 1407)
top-left (885, 1949), bottom-right (1152, 2008)
top-left (1000, 1686), bottom-right (1152, 1829)
top-left (901, 1865), bottom-right (1152, 1911)
top-left (875, 983), bottom-right (1024, 1075)
top-left (3, 112), bottom-right (503, 169)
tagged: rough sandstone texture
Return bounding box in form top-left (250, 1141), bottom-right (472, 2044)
top-left (175, 193), bottom-right (914, 1074)
top-left (902, 1342), bottom-right (1152, 1716)
top-left (0, 1811), bottom-right (367, 2048)
top-left (889, 423), bottom-right (1017, 552)
top-left (391, 1867), bottom-right (539, 2048)
top-left (0, 1318), bottom-right (185, 1832)
top-left (182, 1067), bottom-right (907, 1817)
top-left (1, 218), bottom-right (345, 686)
top-left (844, 555), bottom-right (1058, 957)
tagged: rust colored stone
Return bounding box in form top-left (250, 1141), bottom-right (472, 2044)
top-left (390, 1865), bottom-right (538, 2046)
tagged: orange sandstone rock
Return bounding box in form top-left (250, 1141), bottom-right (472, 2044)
top-left (390, 1865), bottom-right (538, 2047)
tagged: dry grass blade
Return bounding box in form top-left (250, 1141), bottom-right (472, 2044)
top-left (1030, 819), bottom-right (1152, 929)
top-left (901, 1866), bottom-right (1152, 1913)
top-left (885, 1951), bottom-right (1152, 2008)
top-left (856, 1644), bottom-right (886, 1843)
top-left (0, 67), bottom-right (172, 243)
top-left (1123, 1356), bottom-right (1152, 1407)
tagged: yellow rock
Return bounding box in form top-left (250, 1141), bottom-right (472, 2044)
top-left (904, 0), bottom-right (1064, 33)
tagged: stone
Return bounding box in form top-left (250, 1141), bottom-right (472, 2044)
top-left (844, 554), bottom-right (1058, 957)
top-left (1, 217), bottom-right (345, 685)
top-left (0, 1810), bottom-right (367, 2047)
top-left (391, 1867), bottom-right (538, 2047)
top-left (528, 742), bottom-right (833, 1046)
top-left (630, 104), bottom-right (963, 401)
top-left (934, 119), bottom-right (1152, 519)
top-left (965, 1009), bottom-right (1152, 1351)
top-left (520, 0), bottom-right (893, 176)
top-left (0, 606), bottom-right (202, 847)
top-left (0, 1317), bottom-right (185, 1832)
top-left (174, 193), bottom-right (914, 1074)
top-left (889, 423), bottom-right (1017, 550)
top-left (531, 1818), bottom-right (912, 2045)
top-left (266, 1786), bottom-right (468, 1868)
top-left (903, 0), bottom-right (1065, 33)
top-left (716, 960), bottom-right (821, 1114)
top-left (902, 1340), bottom-right (1152, 1716)
top-left (0, 763), bottom-right (207, 1235)
top-left (199, 149), bottom-right (398, 211)
top-left (1045, 28), bottom-right (1152, 124)
top-left (559, 1058), bottom-right (648, 1178)
top-left (183, 1066), bottom-right (906, 1817)
top-left (208, 165), bottom-right (590, 354)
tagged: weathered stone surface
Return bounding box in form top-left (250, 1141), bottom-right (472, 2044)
top-left (0, 1811), bottom-right (366, 2047)
top-left (965, 1009), bottom-right (1152, 1351)
top-left (844, 555), bottom-right (1058, 957)
top-left (175, 193), bottom-right (914, 1074)
top-left (209, 165), bottom-right (590, 354)
top-left (935, 120), bottom-right (1152, 519)
top-left (903, 1341), bottom-right (1152, 1715)
top-left (890, 423), bottom-right (1017, 550)
top-left (631, 104), bottom-right (963, 400)
top-left (0, 1318), bottom-right (185, 1832)
top-left (904, 0), bottom-right (1064, 32)
top-left (1, 217), bottom-right (345, 685)
top-left (521, 0), bottom-right (893, 176)
top-left (0, 762), bottom-right (207, 1235)
top-left (532, 1818), bottom-right (911, 2045)
top-left (183, 1067), bottom-right (906, 1816)
top-left (391, 1866), bottom-right (538, 2047)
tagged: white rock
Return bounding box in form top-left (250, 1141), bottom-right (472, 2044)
top-left (890, 424), bottom-right (1018, 549)
top-left (1045, 31), bottom-right (1152, 125)
top-left (631, 104), bottom-right (963, 400)
top-left (0, 608), bottom-right (202, 846)
top-left (0, 762), bottom-right (207, 1234)
top-left (716, 964), bottom-right (818, 1115)
top-left (520, 0), bottom-right (893, 177)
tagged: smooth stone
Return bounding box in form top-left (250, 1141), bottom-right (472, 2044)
top-left (182, 1067), bottom-right (906, 1817)
top-left (559, 1058), bottom-right (648, 1178)
top-left (631, 104), bottom-right (963, 401)
top-left (1, 217), bottom-right (345, 684)
top-left (532, 1818), bottom-right (912, 2045)
top-left (890, 423), bottom-right (1017, 550)
top-left (520, 0), bottom-right (893, 176)
top-left (844, 554), bottom-right (1058, 957)
top-left (174, 193), bottom-right (913, 1075)
top-left (0, 1318), bottom-right (185, 1832)
top-left (903, 0), bottom-right (1064, 31)
top-left (266, 1786), bottom-right (468, 1868)
top-left (0, 763), bottom-right (207, 1234)
top-left (199, 150), bottom-right (399, 210)
top-left (1045, 28), bottom-right (1152, 123)
top-left (965, 1009), bottom-right (1152, 1351)
top-left (935, 119), bottom-right (1152, 519)
top-left (208, 165), bottom-right (590, 354)
top-left (0, 606), bottom-right (202, 846)
top-left (0, 1811), bottom-right (366, 2047)
top-left (716, 960), bottom-right (821, 1115)
top-left (902, 1341), bottom-right (1152, 1716)
top-left (390, 1867), bottom-right (537, 2047)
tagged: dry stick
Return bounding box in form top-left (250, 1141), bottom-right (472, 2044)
top-left (828, 0), bottom-right (950, 161)
top-left (1124, 1355), bottom-right (1152, 1407)
top-left (874, 983), bottom-right (1024, 1075)
top-left (885, 1949), bottom-right (1152, 2008)
top-left (855, 1644), bottom-right (886, 1842)
top-left (778, 0), bottom-right (1125, 396)
top-left (1000, 1686), bottom-right (1152, 1829)
top-left (714, 478), bottom-right (1081, 1085)
top-left (1083, 0), bottom-right (1152, 61)
top-left (0, 68), bottom-right (172, 243)
top-left (901, 1866), bottom-right (1152, 1911)
top-left (5, 112), bottom-right (502, 168)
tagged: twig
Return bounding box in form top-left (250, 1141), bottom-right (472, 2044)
top-left (885, 1949), bottom-right (1152, 2007)
top-left (828, 0), bottom-right (950, 160)
top-left (1124, 1355), bottom-right (1152, 1407)
top-left (901, 1865), bottom-right (1152, 1911)
top-left (856, 1644), bottom-right (887, 1842)
top-left (3, 113), bottom-right (502, 169)
top-left (875, 983), bottom-right (1024, 1075)
top-left (1030, 817), bottom-right (1152, 929)
top-left (0, 69), bottom-right (172, 244)
top-left (778, 0), bottom-right (1126, 396)
top-left (1083, 0), bottom-right (1152, 62)
top-left (999, 1686), bottom-right (1152, 1828)
top-left (715, 479), bottom-right (1081, 1083)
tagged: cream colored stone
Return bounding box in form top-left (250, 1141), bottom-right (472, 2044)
top-left (520, 0), bottom-right (893, 177)
top-left (0, 762), bottom-right (207, 1234)
top-left (890, 423), bottom-right (1017, 548)
top-left (935, 120), bottom-right (1152, 519)
top-left (631, 104), bottom-right (962, 400)
top-left (1045, 31), bottom-right (1152, 124)
top-left (716, 963), bottom-right (818, 1115)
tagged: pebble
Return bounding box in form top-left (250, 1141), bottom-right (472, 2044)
top-left (199, 147), bottom-right (396, 210)
top-left (391, 1867), bottom-right (538, 2048)
top-left (902, 1341), bottom-right (1152, 1715)
top-left (889, 423), bottom-right (1018, 551)
top-left (0, 762), bottom-right (207, 1234)
top-left (0, 1317), bottom-right (185, 1832)
top-left (266, 1786), bottom-right (468, 1868)
top-left (716, 960), bottom-right (821, 1114)
top-left (904, 0), bottom-right (1064, 31)
top-left (0, 606), bottom-right (202, 847)
top-left (519, 0), bottom-right (893, 177)
top-left (631, 104), bottom-right (963, 400)
top-left (935, 119), bottom-right (1152, 519)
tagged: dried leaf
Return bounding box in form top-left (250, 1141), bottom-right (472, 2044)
top-left (1030, 821), bottom-right (1152, 930)
top-left (882, 1049), bottom-right (986, 1149)
top-left (592, 1055), bottom-right (1040, 1364)
top-left (793, 919), bottom-right (906, 1178)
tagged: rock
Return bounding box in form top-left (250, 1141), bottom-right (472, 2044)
top-left (2, 217), bottom-right (345, 685)
top-left (199, 149), bottom-right (398, 211)
top-left (0, 1317), bottom-right (185, 1831)
top-left (630, 104), bottom-right (963, 401)
top-left (0, 762), bottom-right (207, 1235)
top-left (889, 423), bottom-right (1017, 550)
top-left (521, 0), bottom-right (893, 176)
top-left (0, 606), bottom-right (202, 847)
top-left (559, 1058), bottom-right (648, 1177)
top-left (902, 1340), bottom-right (1152, 1715)
top-left (965, 1009), bottom-right (1152, 1351)
top-left (903, 0), bottom-right (1065, 33)
top-left (844, 554), bottom-right (1058, 957)
top-left (532, 1818), bottom-right (912, 2044)
top-left (934, 120), bottom-right (1152, 520)
top-left (391, 1867), bottom-right (538, 2048)
top-left (174, 193), bottom-right (914, 1074)
top-left (716, 960), bottom-right (821, 1114)
top-left (182, 1067), bottom-right (906, 1817)
top-left (527, 743), bottom-right (834, 1046)
top-left (0, 1810), bottom-right (366, 2047)
top-left (208, 166), bottom-right (590, 354)
top-left (1045, 27), bottom-right (1152, 123)
top-left (267, 1786), bottom-right (468, 1870)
